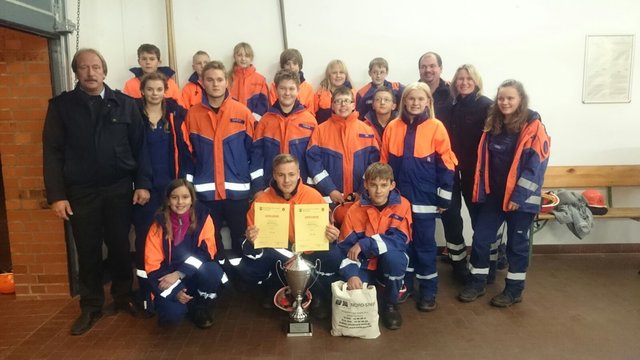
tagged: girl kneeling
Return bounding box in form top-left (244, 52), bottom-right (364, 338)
top-left (145, 179), bottom-right (225, 328)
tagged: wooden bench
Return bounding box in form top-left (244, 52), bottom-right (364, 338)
top-left (537, 165), bottom-right (640, 221)
top-left (532, 165), bottom-right (640, 242)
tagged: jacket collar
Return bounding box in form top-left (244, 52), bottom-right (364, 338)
top-left (270, 178), bottom-right (301, 199)
top-left (129, 66), bottom-right (176, 78)
top-left (359, 187), bottom-right (402, 207)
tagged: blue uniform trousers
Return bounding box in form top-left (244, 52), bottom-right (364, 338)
top-left (405, 218), bottom-right (438, 301)
top-left (153, 261), bottom-right (225, 323)
top-left (132, 189), bottom-right (163, 310)
top-left (353, 250), bottom-right (408, 305)
top-left (468, 196), bottom-right (535, 296)
top-left (235, 242), bottom-right (343, 300)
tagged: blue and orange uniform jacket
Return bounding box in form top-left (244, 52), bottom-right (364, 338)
top-left (181, 72), bottom-right (204, 109)
top-left (381, 112), bottom-right (458, 219)
top-left (363, 110), bottom-right (398, 147)
top-left (135, 98), bottom-right (190, 189)
top-left (229, 65), bottom-right (269, 120)
top-left (123, 66), bottom-right (185, 107)
top-left (268, 71), bottom-right (316, 114)
top-left (473, 110), bottom-right (550, 214)
top-left (355, 80), bottom-right (404, 120)
top-left (246, 179), bottom-right (326, 246)
top-left (314, 82), bottom-right (356, 124)
top-left (337, 188), bottom-right (412, 277)
top-left (182, 91), bottom-right (255, 201)
top-left (145, 203), bottom-right (217, 300)
top-left (249, 101), bottom-right (317, 191)
top-left (306, 111), bottom-right (380, 200)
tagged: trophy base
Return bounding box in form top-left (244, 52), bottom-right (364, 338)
top-left (287, 321), bottom-right (313, 337)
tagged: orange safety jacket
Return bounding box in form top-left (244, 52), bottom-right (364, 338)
top-left (123, 66), bottom-right (185, 107)
top-left (314, 83), bottom-right (356, 124)
top-left (181, 72), bottom-right (204, 108)
top-left (306, 111), bottom-right (380, 200)
top-left (249, 102), bottom-right (317, 191)
top-left (182, 91), bottom-right (255, 201)
top-left (268, 71), bottom-right (316, 114)
top-left (145, 203), bottom-right (216, 299)
top-left (473, 110), bottom-right (550, 213)
top-left (337, 188), bottom-right (412, 275)
top-left (381, 112), bottom-right (458, 219)
top-left (247, 179), bottom-right (326, 245)
top-left (229, 65), bottom-right (269, 119)
top-left (355, 80), bottom-right (404, 120)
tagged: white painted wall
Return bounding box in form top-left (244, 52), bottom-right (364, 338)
top-left (65, 0), bottom-right (640, 246)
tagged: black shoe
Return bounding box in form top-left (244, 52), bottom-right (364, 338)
top-left (458, 286), bottom-right (486, 303)
top-left (70, 310), bottom-right (103, 336)
top-left (310, 296), bottom-right (330, 320)
top-left (416, 297), bottom-right (437, 312)
top-left (110, 300), bottom-right (153, 318)
top-left (192, 308), bottom-right (214, 329)
top-left (490, 292), bottom-right (522, 308)
top-left (381, 304), bottom-right (402, 330)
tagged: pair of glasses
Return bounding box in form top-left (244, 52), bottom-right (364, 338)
top-left (333, 99), bottom-right (352, 105)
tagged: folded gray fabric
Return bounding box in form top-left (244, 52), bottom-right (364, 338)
top-left (551, 190), bottom-right (593, 239)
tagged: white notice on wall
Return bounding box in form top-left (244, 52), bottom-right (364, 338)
top-left (582, 35), bottom-right (634, 103)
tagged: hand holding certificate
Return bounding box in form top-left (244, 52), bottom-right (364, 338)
top-left (294, 204), bottom-right (330, 252)
top-left (254, 203), bottom-right (290, 249)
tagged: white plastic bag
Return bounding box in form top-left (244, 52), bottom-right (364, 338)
top-left (330, 280), bottom-right (380, 339)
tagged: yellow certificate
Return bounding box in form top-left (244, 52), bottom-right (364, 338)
top-left (254, 202), bottom-right (290, 249)
top-left (294, 203), bottom-right (329, 252)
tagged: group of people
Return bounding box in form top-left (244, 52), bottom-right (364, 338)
top-left (42, 43), bottom-right (550, 336)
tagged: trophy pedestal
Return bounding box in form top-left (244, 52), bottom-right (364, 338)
top-left (287, 320), bottom-right (312, 337)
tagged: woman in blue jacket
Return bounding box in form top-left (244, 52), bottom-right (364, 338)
top-left (459, 79), bottom-right (550, 307)
top-left (133, 72), bottom-right (189, 315)
top-left (440, 64), bottom-right (493, 282)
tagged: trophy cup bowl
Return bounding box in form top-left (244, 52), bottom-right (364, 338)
top-left (275, 253), bottom-right (320, 337)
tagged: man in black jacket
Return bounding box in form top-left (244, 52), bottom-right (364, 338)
top-left (43, 48), bottom-right (151, 335)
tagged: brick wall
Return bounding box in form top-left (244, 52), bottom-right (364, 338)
top-left (0, 26), bottom-right (69, 299)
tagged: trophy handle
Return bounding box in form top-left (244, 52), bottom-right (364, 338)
top-left (307, 258), bottom-right (322, 289)
top-left (275, 259), bottom-right (286, 286)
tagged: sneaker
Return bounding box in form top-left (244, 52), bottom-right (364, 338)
top-left (397, 285), bottom-right (412, 303)
top-left (490, 292), bottom-right (522, 308)
top-left (457, 286), bottom-right (486, 303)
top-left (416, 297), bottom-right (437, 312)
top-left (381, 304), bottom-right (402, 330)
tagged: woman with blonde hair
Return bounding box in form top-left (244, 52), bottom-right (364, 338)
top-left (440, 64), bottom-right (493, 283)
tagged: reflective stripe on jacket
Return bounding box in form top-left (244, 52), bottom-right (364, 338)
top-left (182, 93), bottom-right (255, 201)
top-left (473, 110), bottom-right (550, 213)
top-left (145, 203), bottom-right (217, 298)
top-left (306, 111), bottom-right (380, 197)
top-left (337, 188), bottom-right (412, 278)
top-left (381, 113), bottom-right (457, 218)
top-left (250, 103), bottom-right (317, 191)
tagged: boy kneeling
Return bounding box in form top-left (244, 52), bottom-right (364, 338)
top-left (337, 163), bottom-right (412, 330)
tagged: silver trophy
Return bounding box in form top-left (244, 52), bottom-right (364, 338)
top-left (275, 253), bottom-right (320, 337)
